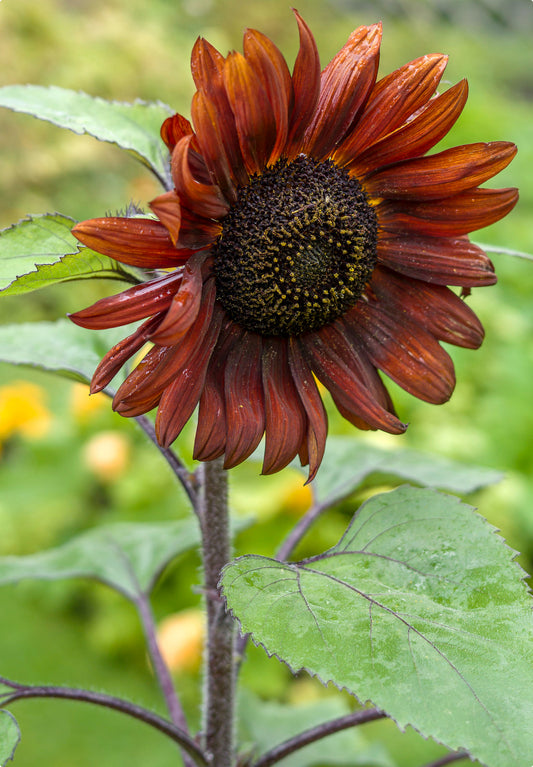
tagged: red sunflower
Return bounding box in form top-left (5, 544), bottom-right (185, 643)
top-left (70, 11), bottom-right (518, 481)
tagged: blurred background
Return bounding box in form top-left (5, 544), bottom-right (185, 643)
top-left (0, 0), bottom-right (532, 764)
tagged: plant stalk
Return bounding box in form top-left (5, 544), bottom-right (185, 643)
top-left (200, 458), bottom-right (234, 767)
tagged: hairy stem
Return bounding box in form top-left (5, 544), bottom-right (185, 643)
top-left (200, 458), bottom-right (234, 767)
top-left (421, 752), bottom-right (470, 767)
top-left (251, 708), bottom-right (386, 767)
top-left (0, 683), bottom-right (207, 766)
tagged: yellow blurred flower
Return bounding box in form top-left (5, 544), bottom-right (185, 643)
top-left (0, 381), bottom-right (51, 441)
top-left (157, 608), bottom-right (205, 673)
top-left (70, 382), bottom-right (108, 422)
top-left (83, 431), bottom-right (130, 481)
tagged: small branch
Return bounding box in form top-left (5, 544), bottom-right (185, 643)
top-left (276, 499), bottom-right (327, 563)
top-left (134, 414), bottom-right (199, 511)
top-left (200, 459), bottom-right (235, 767)
top-left (420, 752), bottom-right (470, 767)
top-left (251, 708), bottom-right (386, 767)
top-left (0, 683), bottom-right (207, 766)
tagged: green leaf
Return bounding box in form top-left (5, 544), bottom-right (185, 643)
top-left (0, 319), bottom-right (130, 389)
top-left (0, 520), bottom-right (201, 601)
top-left (0, 214), bottom-right (142, 296)
top-left (0, 85), bottom-right (172, 183)
top-left (0, 710), bottom-right (20, 766)
top-left (238, 691), bottom-right (394, 767)
top-left (223, 486), bottom-right (533, 767)
top-left (305, 437), bottom-right (502, 509)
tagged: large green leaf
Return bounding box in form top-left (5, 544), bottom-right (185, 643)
top-left (0, 214), bottom-right (142, 296)
top-left (0, 319), bottom-right (131, 389)
top-left (223, 486), bottom-right (533, 767)
top-left (0, 85), bottom-right (172, 183)
top-left (0, 520), bottom-right (201, 601)
top-left (0, 710), bottom-right (20, 766)
top-left (238, 692), bottom-right (394, 767)
top-left (304, 437), bottom-right (502, 509)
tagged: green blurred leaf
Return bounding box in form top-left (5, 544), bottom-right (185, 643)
top-left (238, 691), bottom-right (394, 767)
top-left (0, 85), bottom-right (172, 183)
top-left (0, 710), bottom-right (20, 766)
top-left (0, 319), bottom-right (130, 389)
top-left (0, 520), bottom-right (201, 601)
top-left (223, 486), bottom-right (533, 767)
top-left (305, 437), bottom-right (502, 509)
top-left (0, 214), bottom-right (142, 296)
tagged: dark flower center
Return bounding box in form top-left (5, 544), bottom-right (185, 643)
top-left (213, 156), bottom-right (378, 336)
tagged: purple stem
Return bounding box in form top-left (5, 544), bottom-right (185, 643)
top-left (421, 752), bottom-right (470, 767)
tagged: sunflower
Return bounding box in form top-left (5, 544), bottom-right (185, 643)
top-left (70, 11), bottom-right (517, 481)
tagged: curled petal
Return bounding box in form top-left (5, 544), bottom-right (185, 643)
top-left (288, 338), bottom-right (328, 482)
top-left (285, 10), bottom-right (321, 158)
top-left (155, 303), bottom-right (224, 449)
top-left (149, 191), bottom-right (221, 251)
top-left (364, 141), bottom-right (517, 200)
top-left (349, 79), bottom-right (469, 175)
top-left (243, 27), bottom-right (293, 164)
top-left (304, 23), bottom-right (382, 160)
top-left (377, 233), bottom-right (497, 287)
top-left (90, 315), bottom-right (163, 394)
top-left (72, 218), bottom-right (191, 268)
top-left (223, 331), bottom-right (265, 469)
top-left (193, 320), bottom-right (245, 462)
top-left (171, 135), bottom-right (229, 218)
top-left (352, 297), bottom-right (456, 404)
top-left (378, 187), bottom-right (519, 237)
top-left (302, 326), bottom-right (406, 434)
top-left (112, 344), bottom-right (169, 417)
top-left (161, 113), bottom-right (197, 152)
top-left (149, 190), bottom-right (182, 244)
top-left (149, 252), bottom-right (212, 346)
top-left (261, 337), bottom-right (306, 475)
top-left (334, 53), bottom-right (448, 165)
top-left (68, 271), bottom-right (182, 329)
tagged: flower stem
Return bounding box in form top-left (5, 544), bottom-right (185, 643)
top-left (420, 753), bottom-right (470, 767)
top-left (200, 458), bottom-right (234, 767)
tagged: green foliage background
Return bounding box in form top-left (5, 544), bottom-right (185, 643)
top-left (0, 0), bottom-right (532, 765)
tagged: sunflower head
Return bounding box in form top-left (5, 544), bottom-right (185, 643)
top-left (70, 11), bottom-right (518, 480)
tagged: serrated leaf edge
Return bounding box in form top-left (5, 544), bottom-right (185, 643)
top-left (0, 709), bottom-right (21, 766)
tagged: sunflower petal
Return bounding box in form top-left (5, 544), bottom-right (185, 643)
top-left (160, 112), bottom-right (196, 152)
top-left (72, 217), bottom-right (191, 268)
top-left (261, 337), bottom-right (306, 475)
top-left (364, 141), bottom-right (517, 200)
top-left (285, 10), bottom-right (321, 158)
top-left (377, 232), bottom-right (497, 287)
top-left (243, 27), bottom-right (293, 164)
top-left (223, 331), bottom-right (265, 469)
top-left (68, 271), bottom-right (182, 329)
top-left (171, 135), bottom-right (229, 218)
top-left (288, 338), bottom-right (328, 482)
top-left (112, 344), bottom-right (168, 417)
top-left (304, 23), bottom-right (382, 160)
top-left (379, 187), bottom-right (519, 237)
top-left (334, 53), bottom-right (448, 165)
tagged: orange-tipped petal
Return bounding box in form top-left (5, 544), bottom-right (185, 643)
top-left (149, 190), bottom-right (182, 245)
top-left (161, 112), bottom-right (197, 152)
top-left (364, 141), bottom-right (517, 200)
top-left (304, 23), bottom-right (382, 160)
top-left (285, 10), bottom-right (321, 158)
top-left (171, 135), bottom-right (229, 219)
top-left (72, 217), bottom-right (190, 268)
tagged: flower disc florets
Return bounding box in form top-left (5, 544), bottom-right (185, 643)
top-left (213, 156), bottom-right (378, 336)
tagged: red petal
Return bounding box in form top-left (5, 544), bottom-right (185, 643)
top-left (302, 326), bottom-right (406, 434)
top-left (223, 51), bottom-right (277, 175)
top-left (304, 23), bottom-right (382, 160)
top-left (160, 113), bottom-right (197, 152)
top-left (261, 337), bottom-right (306, 475)
top-left (378, 187), bottom-right (519, 237)
top-left (193, 319), bottom-right (245, 462)
top-left (149, 191), bottom-right (221, 251)
top-left (288, 338), bottom-right (328, 482)
top-left (223, 331), bottom-right (265, 469)
top-left (351, 297), bottom-right (456, 404)
top-left (369, 266), bottom-right (484, 349)
top-left (112, 344), bottom-right (168, 417)
top-left (72, 218), bottom-right (191, 268)
top-left (149, 191), bottom-right (182, 245)
top-left (349, 79), bottom-right (469, 175)
top-left (285, 10), bottom-right (321, 158)
top-left (171, 135), bottom-right (229, 218)
top-left (68, 271), bottom-right (182, 329)
top-left (155, 303), bottom-right (224, 449)
top-left (334, 53), bottom-right (448, 166)
top-left (377, 233), bottom-right (497, 287)
top-left (364, 142), bottom-right (517, 200)
top-left (90, 315), bottom-right (163, 394)
top-left (243, 27), bottom-right (293, 165)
